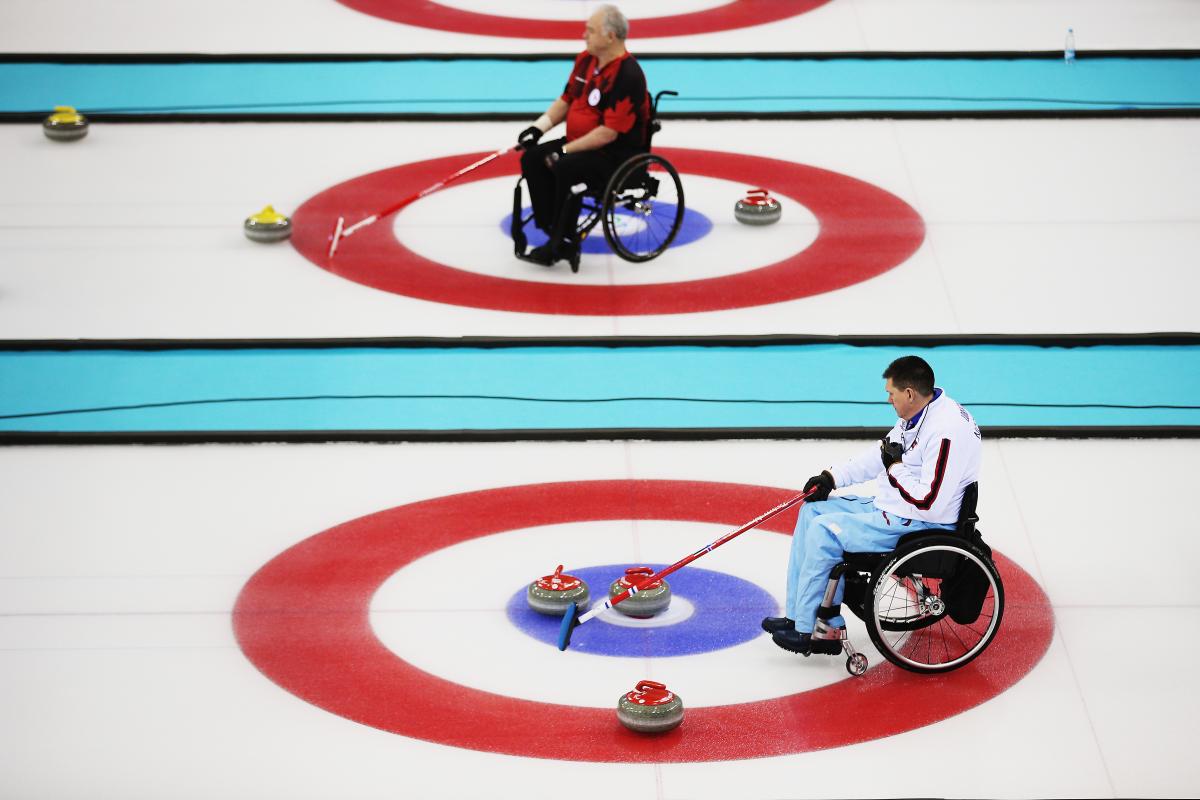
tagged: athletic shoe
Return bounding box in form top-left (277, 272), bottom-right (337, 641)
top-left (772, 629), bottom-right (843, 656)
top-left (525, 243), bottom-right (555, 266)
top-left (760, 616), bottom-right (795, 633)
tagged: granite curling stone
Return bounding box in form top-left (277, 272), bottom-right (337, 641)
top-left (243, 205), bottom-right (292, 243)
top-left (527, 564), bottom-right (590, 616)
top-left (734, 188), bottom-right (781, 225)
top-left (617, 680), bottom-right (684, 734)
top-left (42, 106), bottom-right (89, 142)
top-left (609, 566), bottom-right (671, 618)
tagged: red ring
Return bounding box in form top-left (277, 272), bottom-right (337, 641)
top-left (233, 479), bottom-right (1054, 762)
top-left (290, 148), bottom-right (925, 315)
top-left (334, 1), bottom-right (833, 39)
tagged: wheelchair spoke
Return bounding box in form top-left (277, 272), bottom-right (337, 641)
top-left (943, 617), bottom-right (973, 657)
top-left (869, 542), bottom-right (1004, 672)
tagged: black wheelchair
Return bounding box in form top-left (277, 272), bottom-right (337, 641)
top-left (511, 90), bottom-right (685, 273)
top-left (814, 483), bottom-right (1005, 676)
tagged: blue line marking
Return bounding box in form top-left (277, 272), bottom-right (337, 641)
top-left (4, 57), bottom-right (1199, 115)
top-left (1, 344), bottom-right (1197, 432)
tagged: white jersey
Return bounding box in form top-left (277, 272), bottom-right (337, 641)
top-left (829, 389), bottom-right (982, 524)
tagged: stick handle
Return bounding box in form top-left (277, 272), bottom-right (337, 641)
top-left (372, 146), bottom-right (514, 223)
top-left (577, 488), bottom-right (815, 625)
top-left (342, 215), bottom-right (378, 237)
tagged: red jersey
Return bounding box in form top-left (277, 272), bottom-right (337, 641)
top-left (559, 50), bottom-right (649, 149)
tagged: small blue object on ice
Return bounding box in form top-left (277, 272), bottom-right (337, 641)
top-left (556, 601), bottom-right (578, 651)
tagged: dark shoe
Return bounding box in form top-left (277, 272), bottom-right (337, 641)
top-left (557, 237), bottom-right (581, 273)
top-left (773, 629), bottom-right (843, 656)
top-left (809, 634), bottom-right (844, 656)
top-left (772, 629), bottom-right (812, 655)
top-left (761, 616), bottom-right (795, 634)
top-left (525, 243), bottom-right (554, 266)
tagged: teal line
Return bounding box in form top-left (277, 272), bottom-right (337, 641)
top-left (1, 344), bottom-right (1197, 433)
top-left (4, 57), bottom-right (1199, 115)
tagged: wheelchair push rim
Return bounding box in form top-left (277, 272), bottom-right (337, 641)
top-left (601, 153), bottom-right (685, 263)
top-left (867, 538), bottom-right (1004, 673)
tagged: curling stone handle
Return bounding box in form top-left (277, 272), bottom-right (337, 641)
top-left (625, 566), bottom-right (654, 576)
top-left (635, 680), bottom-right (667, 693)
top-left (746, 188), bottom-right (769, 198)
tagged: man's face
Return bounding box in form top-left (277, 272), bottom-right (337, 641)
top-left (584, 11), bottom-right (613, 55)
top-left (885, 378), bottom-right (920, 421)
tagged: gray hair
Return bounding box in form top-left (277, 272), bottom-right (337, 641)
top-left (595, 4), bottom-right (629, 40)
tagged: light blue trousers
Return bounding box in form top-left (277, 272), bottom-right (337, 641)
top-left (785, 495), bottom-right (954, 633)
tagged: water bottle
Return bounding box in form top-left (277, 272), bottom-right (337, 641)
top-left (1064, 28), bottom-right (1076, 64)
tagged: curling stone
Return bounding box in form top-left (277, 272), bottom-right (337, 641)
top-left (617, 680), bottom-right (684, 734)
top-left (42, 106), bottom-right (88, 142)
top-left (734, 188), bottom-right (781, 225)
top-left (527, 564), bottom-right (590, 616)
top-left (243, 205), bottom-right (292, 243)
top-left (609, 566), bottom-right (670, 618)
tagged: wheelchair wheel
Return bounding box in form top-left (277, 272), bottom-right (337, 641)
top-left (601, 153), bottom-right (684, 262)
top-left (866, 535), bottom-right (1004, 674)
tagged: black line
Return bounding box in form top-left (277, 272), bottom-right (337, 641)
top-left (10, 93), bottom-right (1199, 117)
top-left (5, 108), bottom-right (1199, 124)
top-left (2, 332), bottom-right (1197, 351)
top-left (1, 425), bottom-right (1197, 446)
top-left (2, 395), bottom-right (1197, 423)
top-left (3, 50), bottom-right (1198, 64)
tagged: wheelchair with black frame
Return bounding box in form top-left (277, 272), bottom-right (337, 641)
top-left (511, 90), bottom-right (685, 273)
top-left (814, 482), bottom-right (1005, 676)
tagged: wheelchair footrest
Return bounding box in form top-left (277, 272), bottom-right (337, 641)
top-left (809, 638), bottom-right (843, 656)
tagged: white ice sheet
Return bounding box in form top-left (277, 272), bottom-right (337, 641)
top-left (1, 439), bottom-right (1197, 797)
top-left (2, 0), bottom-right (1199, 53)
top-left (1, 119), bottom-right (1196, 338)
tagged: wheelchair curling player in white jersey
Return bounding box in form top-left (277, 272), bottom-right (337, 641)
top-left (764, 355), bottom-right (983, 656)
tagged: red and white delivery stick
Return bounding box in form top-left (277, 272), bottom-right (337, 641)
top-left (556, 486), bottom-right (819, 651)
top-left (328, 145), bottom-right (518, 258)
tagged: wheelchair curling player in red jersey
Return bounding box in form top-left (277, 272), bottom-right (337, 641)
top-left (763, 356), bottom-right (984, 656)
top-left (515, 4), bottom-right (651, 267)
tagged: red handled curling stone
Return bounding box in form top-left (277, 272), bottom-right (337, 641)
top-left (734, 188), bottom-right (782, 225)
top-left (527, 565), bottom-right (590, 616)
top-left (609, 566), bottom-right (671, 618)
top-left (617, 680), bottom-right (684, 734)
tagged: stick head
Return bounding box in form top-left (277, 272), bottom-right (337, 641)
top-left (556, 601), bottom-right (580, 651)
top-left (327, 216), bottom-right (345, 259)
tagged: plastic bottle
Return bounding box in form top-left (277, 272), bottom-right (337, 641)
top-left (1064, 28), bottom-right (1076, 64)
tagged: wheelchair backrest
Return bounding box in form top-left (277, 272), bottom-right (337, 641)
top-left (956, 481), bottom-right (980, 538)
top-left (646, 89), bottom-right (677, 150)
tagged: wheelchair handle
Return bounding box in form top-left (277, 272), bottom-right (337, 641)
top-left (653, 90), bottom-right (678, 116)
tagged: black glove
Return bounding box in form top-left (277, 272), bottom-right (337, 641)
top-left (804, 471), bottom-right (835, 502)
top-left (517, 125), bottom-right (543, 148)
top-left (543, 144), bottom-right (563, 171)
top-left (880, 438), bottom-right (905, 470)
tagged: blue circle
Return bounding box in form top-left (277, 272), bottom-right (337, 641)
top-left (506, 564), bottom-right (778, 657)
top-left (500, 204), bottom-right (712, 255)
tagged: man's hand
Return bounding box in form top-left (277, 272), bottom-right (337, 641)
top-left (517, 125), bottom-right (543, 148)
top-left (543, 143), bottom-right (564, 170)
top-left (804, 471), bottom-right (835, 502)
top-left (880, 438), bottom-right (905, 470)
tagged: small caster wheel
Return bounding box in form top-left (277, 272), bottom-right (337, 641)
top-left (846, 653), bottom-right (868, 676)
